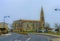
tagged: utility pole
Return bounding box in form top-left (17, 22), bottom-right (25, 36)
top-left (3, 16), bottom-right (10, 28)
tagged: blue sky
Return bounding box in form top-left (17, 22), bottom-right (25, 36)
top-left (0, 0), bottom-right (60, 28)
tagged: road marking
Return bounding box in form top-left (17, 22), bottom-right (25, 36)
top-left (14, 39), bottom-right (21, 41)
top-left (26, 37), bottom-right (31, 41)
top-left (5, 33), bottom-right (12, 36)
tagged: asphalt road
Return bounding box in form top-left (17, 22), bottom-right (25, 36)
top-left (0, 33), bottom-right (29, 41)
top-left (0, 33), bottom-right (59, 41)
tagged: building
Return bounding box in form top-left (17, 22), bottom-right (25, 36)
top-left (12, 7), bottom-right (45, 32)
top-left (0, 22), bottom-right (9, 34)
top-left (12, 20), bottom-right (40, 32)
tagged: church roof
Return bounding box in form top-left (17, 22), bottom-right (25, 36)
top-left (17, 19), bottom-right (40, 22)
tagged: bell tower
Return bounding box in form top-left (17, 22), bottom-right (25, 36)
top-left (40, 7), bottom-right (45, 32)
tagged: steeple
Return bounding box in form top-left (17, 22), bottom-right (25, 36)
top-left (40, 7), bottom-right (44, 23)
top-left (40, 7), bottom-right (45, 32)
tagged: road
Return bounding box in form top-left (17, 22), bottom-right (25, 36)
top-left (0, 33), bottom-right (29, 41)
top-left (0, 33), bottom-right (60, 41)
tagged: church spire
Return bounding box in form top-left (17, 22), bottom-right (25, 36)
top-left (40, 7), bottom-right (45, 32)
top-left (40, 7), bottom-right (44, 22)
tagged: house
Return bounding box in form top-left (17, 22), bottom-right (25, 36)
top-left (0, 22), bottom-right (9, 34)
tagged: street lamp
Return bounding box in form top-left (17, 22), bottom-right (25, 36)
top-left (3, 16), bottom-right (10, 28)
top-left (54, 8), bottom-right (60, 34)
top-left (54, 8), bottom-right (60, 11)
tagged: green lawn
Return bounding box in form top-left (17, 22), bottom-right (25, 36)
top-left (14, 31), bottom-right (28, 35)
top-left (14, 30), bottom-right (60, 36)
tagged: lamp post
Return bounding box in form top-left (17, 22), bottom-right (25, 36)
top-left (3, 16), bottom-right (10, 28)
top-left (54, 8), bottom-right (60, 34)
top-left (54, 8), bottom-right (60, 11)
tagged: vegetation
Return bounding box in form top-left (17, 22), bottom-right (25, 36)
top-left (15, 31), bottom-right (28, 35)
top-left (44, 23), bottom-right (60, 35)
top-left (45, 23), bottom-right (50, 33)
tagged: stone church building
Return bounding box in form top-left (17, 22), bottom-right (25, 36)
top-left (12, 7), bottom-right (45, 32)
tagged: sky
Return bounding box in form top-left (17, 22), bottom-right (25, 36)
top-left (0, 0), bottom-right (60, 28)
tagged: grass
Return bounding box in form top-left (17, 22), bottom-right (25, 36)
top-left (15, 31), bottom-right (28, 35)
top-left (27, 31), bottom-right (60, 36)
top-left (14, 30), bottom-right (60, 36)
top-left (46, 31), bottom-right (60, 35)
top-left (18, 32), bottom-right (28, 35)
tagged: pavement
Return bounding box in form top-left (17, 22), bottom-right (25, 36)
top-left (1, 33), bottom-right (12, 36)
top-left (0, 33), bottom-right (60, 41)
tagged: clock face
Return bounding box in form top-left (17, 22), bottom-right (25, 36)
top-left (22, 22), bottom-right (33, 31)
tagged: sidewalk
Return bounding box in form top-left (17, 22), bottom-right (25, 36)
top-left (1, 33), bottom-right (12, 36)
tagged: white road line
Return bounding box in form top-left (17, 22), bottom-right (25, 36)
top-left (26, 37), bottom-right (31, 41)
top-left (14, 39), bottom-right (21, 41)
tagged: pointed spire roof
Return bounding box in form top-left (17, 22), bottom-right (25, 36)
top-left (40, 7), bottom-right (45, 23)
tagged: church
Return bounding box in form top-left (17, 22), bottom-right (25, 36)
top-left (12, 7), bottom-right (45, 32)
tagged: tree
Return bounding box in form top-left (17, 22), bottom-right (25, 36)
top-left (55, 23), bottom-right (58, 29)
top-left (54, 23), bottom-right (59, 33)
top-left (58, 25), bottom-right (60, 32)
top-left (45, 23), bottom-right (50, 32)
